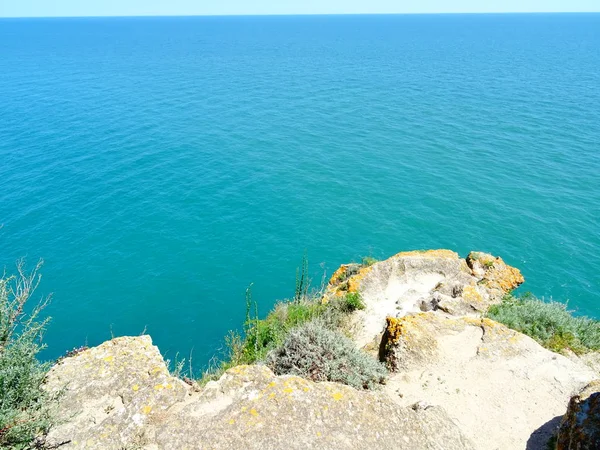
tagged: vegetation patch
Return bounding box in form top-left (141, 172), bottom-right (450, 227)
top-left (486, 293), bottom-right (600, 355)
top-left (200, 257), bottom-right (382, 388)
top-left (0, 261), bottom-right (56, 450)
top-left (361, 256), bottom-right (378, 267)
top-left (267, 321), bottom-right (387, 390)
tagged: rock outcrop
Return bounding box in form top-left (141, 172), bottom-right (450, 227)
top-left (377, 313), bottom-right (596, 449)
top-left (556, 380), bottom-right (600, 449)
top-left (43, 249), bottom-right (598, 450)
top-left (324, 249), bottom-right (596, 449)
top-left (324, 250), bottom-right (524, 348)
top-left (44, 336), bottom-right (475, 450)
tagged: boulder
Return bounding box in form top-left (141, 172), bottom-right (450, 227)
top-left (377, 312), bottom-right (597, 450)
top-left (44, 335), bottom-right (475, 450)
top-left (556, 380), bottom-right (600, 449)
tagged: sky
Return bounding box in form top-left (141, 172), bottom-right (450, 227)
top-left (1, 0), bottom-right (599, 18)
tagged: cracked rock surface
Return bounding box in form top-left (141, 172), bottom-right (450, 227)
top-left (44, 338), bottom-right (475, 450)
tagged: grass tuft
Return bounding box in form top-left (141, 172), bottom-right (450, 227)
top-left (341, 292), bottom-right (365, 312)
top-left (486, 294), bottom-right (600, 355)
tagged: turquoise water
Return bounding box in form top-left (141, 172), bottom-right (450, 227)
top-left (1, 14), bottom-right (599, 368)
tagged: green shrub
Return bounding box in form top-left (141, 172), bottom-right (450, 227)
top-left (266, 321), bottom-right (387, 390)
top-left (361, 256), bottom-right (378, 267)
top-left (486, 294), bottom-right (600, 354)
top-left (341, 292), bottom-right (365, 312)
top-left (0, 260), bottom-right (55, 449)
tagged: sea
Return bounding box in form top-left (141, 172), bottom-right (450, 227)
top-left (0, 13), bottom-right (599, 368)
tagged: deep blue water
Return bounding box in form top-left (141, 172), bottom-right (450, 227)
top-left (1, 14), bottom-right (599, 368)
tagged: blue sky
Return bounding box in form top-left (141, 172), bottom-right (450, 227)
top-left (1, 0), bottom-right (599, 17)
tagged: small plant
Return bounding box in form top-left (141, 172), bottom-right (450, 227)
top-left (0, 260), bottom-right (56, 449)
top-left (166, 353), bottom-right (187, 378)
top-left (361, 256), bottom-right (378, 267)
top-left (266, 321), bottom-right (387, 390)
top-left (341, 292), bottom-right (365, 312)
top-left (294, 253), bottom-right (309, 303)
top-left (487, 294), bottom-right (600, 354)
top-left (483, 260), bottom-right (495, 269)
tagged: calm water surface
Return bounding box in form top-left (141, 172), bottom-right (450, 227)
top-left (0, 14), bottom-right (599, 367)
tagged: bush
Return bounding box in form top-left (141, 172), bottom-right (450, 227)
top-left (486, 294), bottom-right (600, 354)
top-left (341, 292), bottom-right (365, 312)
top-left (0, 260), bottom-right (55, 449)
top-left (266, 321), bottom-right (387, 390)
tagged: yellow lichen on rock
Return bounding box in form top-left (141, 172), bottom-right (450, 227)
top-left (484, 260), bottom-right (524, 292)
top-left (462, 285), bottom-right (484, 304)
top-left (392, 249), bottom-right (460, 260)
top-left (347, 265), bottom-right (373, 293)
top-left (466, 252), bottom-right (524, 293)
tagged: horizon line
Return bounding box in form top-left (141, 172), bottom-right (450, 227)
top-left (1, 11), bottom-right (600, 19)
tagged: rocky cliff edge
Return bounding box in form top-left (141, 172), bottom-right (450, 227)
top-left (44, 250), bottom-right (598, 449)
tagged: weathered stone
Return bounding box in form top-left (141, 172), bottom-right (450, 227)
top-left (556, 380), bottom-right (600, 450)
top-left (157, 365), bottom-right (475, 450)
top-left (378, 312), bottom-right (597, 450)
top-left (44, 336), bottom-right (189, 449)
top-left (466, 251), bottom-right (524, 297)
top-left (324, 249), bottom-right (523, 347)
top-left (45, 336), bottom-right (475, 450)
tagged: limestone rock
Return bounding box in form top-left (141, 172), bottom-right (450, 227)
top-left (378, 312), bottom-right (597, 450)
top-left (45, 336), bottom-right (475, 450)
top-left (556, 380), bottom-right (600, 450)
top-left (158, 365), bottom-right (475, 450)
top-left (44, 335), bottom-right (189, 449)
top-left (324, 249), bottom-right (524, 347)
top-left (466, 251), bottom-right (525, 296)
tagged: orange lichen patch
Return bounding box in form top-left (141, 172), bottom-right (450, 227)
top-left (384, 313), bottom-right (434, 344)
top-left (328, 265), bottom-right (351, 286)
top-left (385, 316), bottom-right (404, 345)
top-left (249, 408), bottom-right (259, 417)
top-left (483, 260), bottom-right (525, 291)
top-left (392, 249), bottom-right (459, 260)
top-left (347, 265), bottom-right (373, 293)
